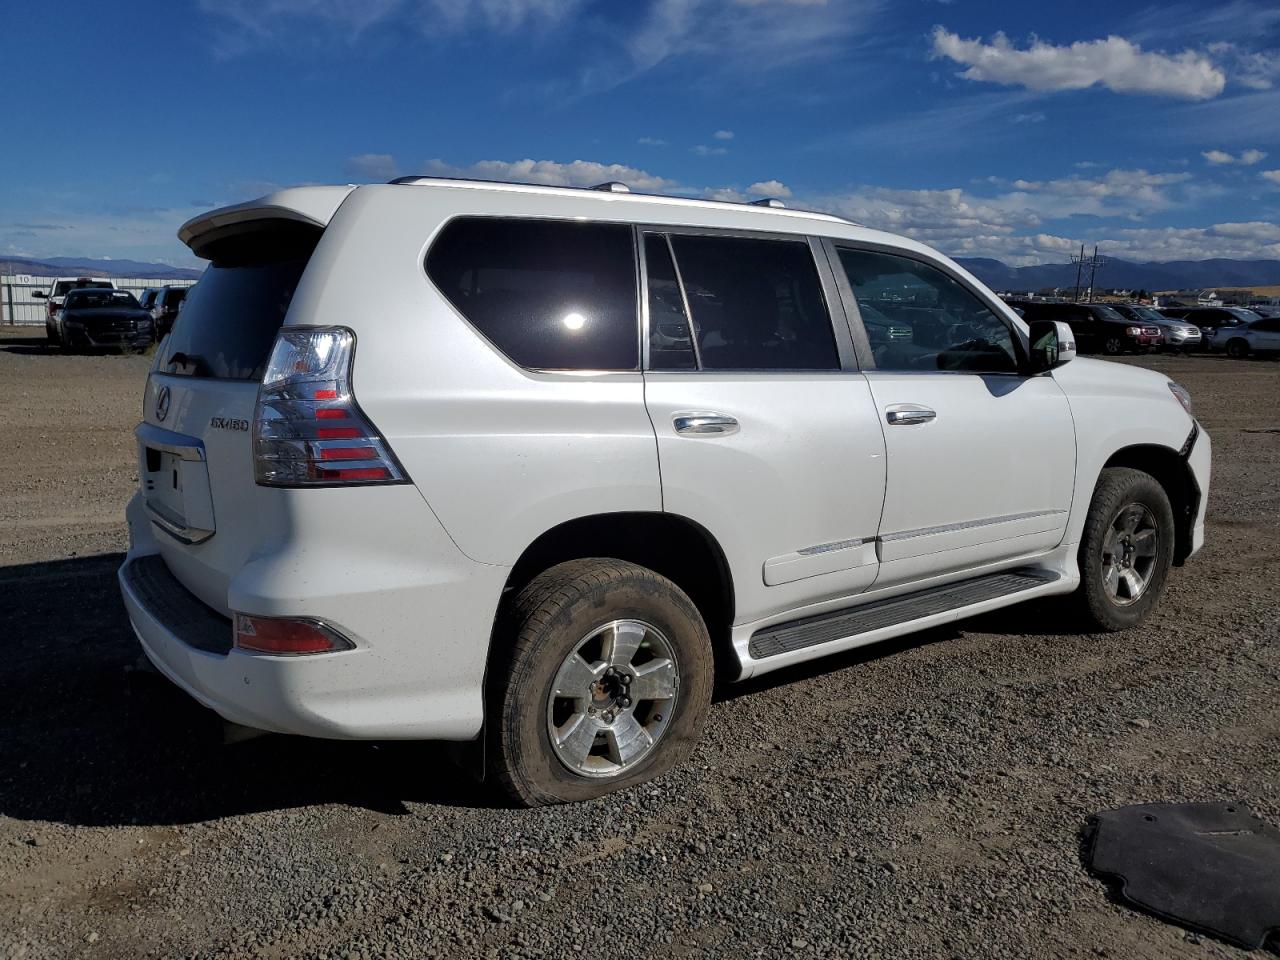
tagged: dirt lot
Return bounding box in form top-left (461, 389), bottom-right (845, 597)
top-left (1, 326), bottom-right (1277, 959)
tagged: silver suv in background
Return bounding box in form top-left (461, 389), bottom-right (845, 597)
top-left (1110, 303), bottom-right (1202, 352)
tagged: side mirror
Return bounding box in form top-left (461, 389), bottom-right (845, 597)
top-left (1027, 320), bottom-right (1076, 373)
top-left (32, 291), bottom-right (48, 299)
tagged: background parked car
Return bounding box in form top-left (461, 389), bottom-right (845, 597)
top-left (1159, 306), bottom-right (1260, 348)
top-left (1006, 300), bottom-right (1161, 355)
top-left (32, 277), bottom-right (115, 324)
top-left (47, 288), bottom-right (153, 351)
top-left (1110, 303), bottom-right (1202, 352)
top-left (150, 285), bottom-right (189, 339)
top-left (1209, 317), bottom-right (1280, 358)
top-left (137, 288), bottom-right (161, 313)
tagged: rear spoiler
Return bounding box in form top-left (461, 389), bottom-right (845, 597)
top-left (178, 186), bottom-right (356, 259)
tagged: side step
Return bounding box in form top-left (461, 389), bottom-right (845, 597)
top-left (748, 569), bottom-right (1059, 660)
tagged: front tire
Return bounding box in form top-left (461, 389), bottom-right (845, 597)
top-left (1103, 336), bottom-right (1124, 355)
top-left (1074, 467), bottom-right (1175, 632)
top-left (489, 559), bottom-right (713, 806)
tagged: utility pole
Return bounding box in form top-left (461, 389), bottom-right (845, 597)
top-left (1086, 245), bottom-right (1105, 302)
top-left (1072, 244), bottom-right (1085, 302)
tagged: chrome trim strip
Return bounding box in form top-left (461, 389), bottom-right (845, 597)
top-left (879, 510), bottom-right (1067, 543)
top-left (797, 537), bottom-right (868, 556)
top-left (144, 499), bottom-right (214, 545)
top-left (135, 422), bottom-right (206, 462)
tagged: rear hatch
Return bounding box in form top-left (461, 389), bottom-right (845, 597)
top-left (138, 219), bottom-right (324, 613)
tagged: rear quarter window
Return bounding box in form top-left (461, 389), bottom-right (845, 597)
top-left (425, 217), bottom-right (639, 371)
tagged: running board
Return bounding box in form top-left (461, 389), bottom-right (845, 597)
top-left (748, 569), bottom-right (1060, 660)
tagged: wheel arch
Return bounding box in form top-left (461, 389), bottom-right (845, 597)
top-left (1101, 443), bottom-right (1199, 565)
top-left (492, 512), bottom-right (737, 680)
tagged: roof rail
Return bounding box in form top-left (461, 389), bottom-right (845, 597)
top-left (590, 181), bottom-right (631, 193)
top-left (750, 197), bottom-right (786, 208)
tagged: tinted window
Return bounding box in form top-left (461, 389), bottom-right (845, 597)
top-left (426, 218), bottom-right (638, 371)
top-left (160, 224), bottom-right (319, 380)
top-left (837, 248), bottom-right (1017, 373)
top-left (1091, 305), bottom-right (1125, 321)
top-left (666, 233), bottom-right (837, 370)
top-left (53, 280), bottom-right (112, 296)
top-left (66, 290), bottom-right (140, 309)
top-left (644, 233), bottom-right (697, 370)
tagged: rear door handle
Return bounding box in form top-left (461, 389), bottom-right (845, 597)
top-left (885, 404), bottom-right (936, 426)
top-left (673, 413), bottom-right (739, 436)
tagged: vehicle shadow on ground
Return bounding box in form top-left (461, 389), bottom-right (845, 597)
top-left (0, 554), bottom-right (496, 829)
top-left (0, 335), bottom-right (58, 356)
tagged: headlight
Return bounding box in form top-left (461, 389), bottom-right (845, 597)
top-left (1168, 381), bottom-right (1193, 416)
top-left (1126, 326), bottom-right (1143, 336)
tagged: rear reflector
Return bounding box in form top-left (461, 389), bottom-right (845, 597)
top-left (234, 614), bottom-right (355, 655)
top-left (253, 327), bottom-right (407, 487)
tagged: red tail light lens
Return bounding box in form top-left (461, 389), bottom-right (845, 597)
top-left (234, 614), bottom-right (355, 655)
top-left (253, 327), bottom-right (408, 487)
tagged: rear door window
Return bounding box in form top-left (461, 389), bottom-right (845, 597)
top-left (159, 222), bottom-right (320, 380)
top-left (426, 217), bottom-right (638, 371)
top-left (663, 233), bottom-right (838, 371)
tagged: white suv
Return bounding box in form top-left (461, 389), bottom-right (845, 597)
top-left (119, 179), bottom-right (1211, 805)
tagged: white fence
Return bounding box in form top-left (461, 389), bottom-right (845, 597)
top-left (1, 274), bottom-right (200, 326)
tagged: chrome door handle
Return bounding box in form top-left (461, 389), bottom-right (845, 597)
top-left (885, 404), bottom-right (936, 426)
top-left (673, 414), bottom-right (739, 436)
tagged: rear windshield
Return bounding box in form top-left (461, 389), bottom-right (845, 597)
top-left (159, 223), bottom-right (320, 380)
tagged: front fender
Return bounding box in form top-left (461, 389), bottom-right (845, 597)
top-left (1052, 358), bottom-right (1198, 548)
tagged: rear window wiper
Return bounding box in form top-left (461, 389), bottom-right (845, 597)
top-left (167, 351), bottom-right (212, 377)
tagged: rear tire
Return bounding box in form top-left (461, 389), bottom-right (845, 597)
top-left (1073, 467), bottom-right (1175, 632)
top-left (1225, 338), bottom-right (1250, 359)
top-left (488, 559), bottom-right (713, 807)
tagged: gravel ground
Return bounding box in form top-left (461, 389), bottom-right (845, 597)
top-left (1, 327), bottom-right (1277, 959)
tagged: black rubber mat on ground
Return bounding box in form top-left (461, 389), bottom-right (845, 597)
top-left (1087, 802), bottom-right (1280, 950)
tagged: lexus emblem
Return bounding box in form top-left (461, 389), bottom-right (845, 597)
top-left (156, 385), bottom-right (171, 423)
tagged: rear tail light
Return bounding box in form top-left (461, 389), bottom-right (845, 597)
top-left (234, 614), bottom-right (355, 655)
top-left (253, 327), bottom-right (407, 487)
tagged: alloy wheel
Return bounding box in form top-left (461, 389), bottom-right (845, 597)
top-left (1101, 503), bottom-right (1160, 606)
top-left (546, 619), bottom-right (679, 778)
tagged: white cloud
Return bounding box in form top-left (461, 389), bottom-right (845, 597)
top-left (1262, 170), bottom-right (1280, 186)
top-left (746, 179), bottom-right (792, 198)
top-left (1202, 148), bottom-right (1268, 165)
top-left (692, 145), bottom-right (728, 157)
top-left (930, 27), bottom-right (1226, 100)
top-left (624, 0), bottom-right (880, 81)
top-left (201, 0), bottom-right (584, 49)
top-left (637, 137), bottom-right (667, 146)
top-left (344, 153), bottom-right (399, 180)
top-left (419, 157), bottom-right (678, 191)
top-left (713, 129), bottom-right (735, 140)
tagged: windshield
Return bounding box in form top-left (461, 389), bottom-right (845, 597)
top-left (1132, 307), bottom-right (1166, 322)
top-left (1226, 307), bottom-right (1261, 321)
top-left (1094, 305), bottom-right (1125, 321)
top-left (53, 280), bottom-right (112, 297)
top-left (65, 290), bottom-right (141, 309)
top-left (159, 222), bottom-right (320, 380)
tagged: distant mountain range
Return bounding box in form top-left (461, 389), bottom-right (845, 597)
top-left (955, 257), bottom-right (1280, 293)
top-left (0, 256), bottom-right (202, 280)
top-left (4, 252), bottom-right (1279, 293)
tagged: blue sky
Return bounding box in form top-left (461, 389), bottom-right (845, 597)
top-left (3, 0), bottom-right (1280, 266)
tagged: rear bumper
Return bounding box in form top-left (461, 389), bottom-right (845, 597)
top-left (120, 489), bottom-right (509, 741)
